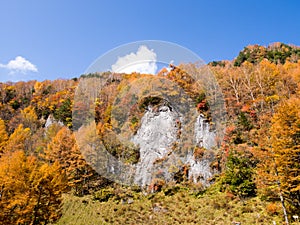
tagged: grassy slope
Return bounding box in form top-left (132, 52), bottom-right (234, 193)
top-left (54, 188), bottom-right (284, 225)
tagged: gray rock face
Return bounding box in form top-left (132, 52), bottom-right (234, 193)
top-left (194, 114), bottom-right (215, 149)
top-left (132, 104), bottom-right (217, 187)
top-left (186, 151), bottom-right (215, 187)
top-left (132, 105), bottom-right (179, 187)
top-left (45, 115), bottom-right (64, 128)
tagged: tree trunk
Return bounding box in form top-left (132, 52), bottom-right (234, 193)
top-left (275, 169), bottom-right (289, 224)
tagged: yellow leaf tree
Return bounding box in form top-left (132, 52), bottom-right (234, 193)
top-left (4, 124), bottom-right (30, 154)
top-left (0, 118), bottom-right (8, 153)
top-left (270, 98), bottom-right (300, 214)
top-left (45, 126), bottom-right (94, 195)
top-left (0, 150), bottom-right (66, 224)
top-left (20, 105), bottom-right (39, 131)
top-left (255, 97), bottom-right (300, 223)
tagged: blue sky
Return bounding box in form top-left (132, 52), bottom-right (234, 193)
top-left (0, 0), bottom-right (300, 81)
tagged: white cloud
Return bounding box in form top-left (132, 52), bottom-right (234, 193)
top-left (0, 56), bottom-right (38, 73)
top-left (111, 45), bottom-right (157, 74)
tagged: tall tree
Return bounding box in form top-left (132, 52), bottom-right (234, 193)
top-left (4, 124), bottom-right (30, 154)
top-left (221, 144), bottom-right (257, 198)
top-left (45, 127), bottom-right (93, 195)
top-left (255, 97), bottom-right (300, 224)
top-left (270, 98), bottom-right (300, 214)
top-left (21, 105), bottom-right (39, 131)
top-left (0, 119), bottom-right (8, 154)
top-left (0, 150), bottom-right (66, 224)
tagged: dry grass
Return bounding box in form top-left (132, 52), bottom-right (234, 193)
top-left (53, 186), bottom-right (286, 225)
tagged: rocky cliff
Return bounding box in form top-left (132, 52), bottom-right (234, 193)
top-left (132, 103), bottom-right (217, 187)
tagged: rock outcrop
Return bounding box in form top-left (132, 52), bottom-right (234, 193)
top-left (132, 103), bottom-right (217, 187)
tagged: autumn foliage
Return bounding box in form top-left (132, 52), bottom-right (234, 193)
top-left (0, 43), bottom-right (299, 223)
top-left (0, 151), bottom-right (66, 224)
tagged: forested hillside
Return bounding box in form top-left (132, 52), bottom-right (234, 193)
top-left (0, 43), bottom-right (299, 224)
